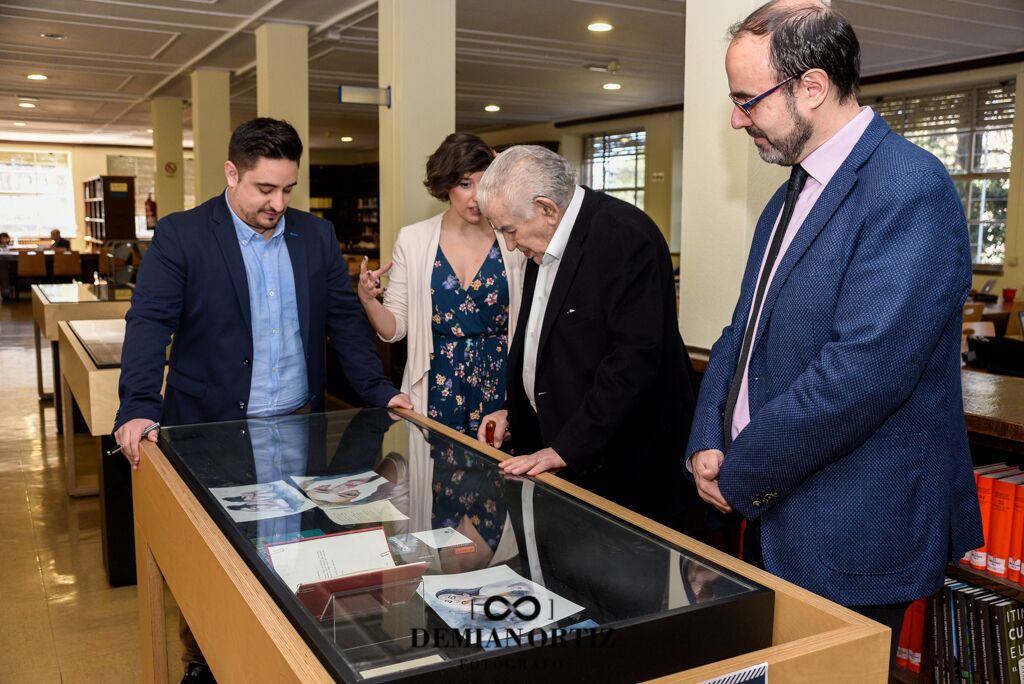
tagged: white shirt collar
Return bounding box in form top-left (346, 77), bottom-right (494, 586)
top-left (543, 185), bottom-right (584, 263)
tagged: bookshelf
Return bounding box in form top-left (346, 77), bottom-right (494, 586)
top-left (82, 175), bottom-right (136, 247)
top-left (947, 562), bottom-right (1024, 603)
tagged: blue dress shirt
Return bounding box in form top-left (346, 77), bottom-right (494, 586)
top-left (225, 193), bottom-right (308, 416)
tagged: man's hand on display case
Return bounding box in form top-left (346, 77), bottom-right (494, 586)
top-left (691, 449), bottom-right (732, 513)
top-left (499, 447), bottom-right (567, 477)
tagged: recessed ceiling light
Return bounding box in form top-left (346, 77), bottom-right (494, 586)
top-left (26, 74), bottom-right (47, 81)
top-left (588, 22), bottom-right (613, 32)
top-left (603, 83), bottom-right (622, 90)
top-left (18, 102), bottom-right (36, 109)
top-left (13, 122), bottom-right (26, 127)
top-left (40, 33), bottom-right (68, 40)
top-left (146, 128), bottom-right (153, 133)
top-left (484, 104), bottom-right (500, 113)
top-left (340, 136), bottom-right (353, 142)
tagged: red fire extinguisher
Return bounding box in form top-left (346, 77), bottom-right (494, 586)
top-left (145, 193), bottom-right (158, 230)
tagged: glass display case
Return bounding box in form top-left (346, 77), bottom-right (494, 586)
top-left (155, 409), bottom-right (773, 682)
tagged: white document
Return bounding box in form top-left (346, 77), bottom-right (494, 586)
top-left (419, 565), bottom-right (584, 637)
top-left (411, 527), bottom-right (473, 550)
top-left (322, 500), bottom-right (409, 525)
top-left (291, 471), bottom-right (392, 507)
top-left (267, 527), bottom-right (395, 592)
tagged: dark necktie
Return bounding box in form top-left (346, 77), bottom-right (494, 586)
top-left (722, 164), bottom-right (809, 449)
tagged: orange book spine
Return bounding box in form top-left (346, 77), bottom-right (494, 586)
top-left (895, 603), bottom-right (911, 670)
top-left (908, 599), bottom-right (925, 674)
top-left (973, 474), bottom-right (999, 569)
top-left (987, 478), bottom-right (1018, 576)
top-left (1008, 484), bottom-right (1024, 583)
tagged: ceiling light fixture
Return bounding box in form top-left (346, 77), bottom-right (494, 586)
top-left (340, 136), bottom-right (353, 142)
top-left (146, 128), bottom-right (153, 133)
top-left (588, 22), bottom-right (613, 32)
top-left (40, 33), bottom-right (68, 40)
top-left (603, 83), bottom-right (622, 90)
top-left (26, 74), bottom-right (47, 81)
top-left (585, 59), bottom-right (620, 74)
top-left (18, 102), bottom-right (36, 109)
top-left (13, 122), bottom-right (26, 127)
top-left (484, 104), bottom-right (500, 113)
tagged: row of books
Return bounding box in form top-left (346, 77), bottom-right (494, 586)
top-left (962, 464), bottom-right (1024, 581)
top-left (896, 598), bottom-right (927, 675)
top-left (926, 577), bottom-right (1024, 684)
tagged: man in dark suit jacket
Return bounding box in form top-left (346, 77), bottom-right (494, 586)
top-left (114, 117), bottom-right (410, 465)
top-left (687, 2), bottom-right (982, 672)
top-left (475, 145), bottom-right (696, 530)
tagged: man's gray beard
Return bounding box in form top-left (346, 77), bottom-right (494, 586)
top-left (754, 97), bottom-right (814, 166)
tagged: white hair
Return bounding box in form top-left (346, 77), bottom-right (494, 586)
top-left (477, 145), bottom-right (577, 220)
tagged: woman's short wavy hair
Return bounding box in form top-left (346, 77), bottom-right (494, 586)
top-left (423, 132), bottom-right (495, 202)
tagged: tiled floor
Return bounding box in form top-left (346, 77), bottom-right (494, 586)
top-left (0, 299), bottom-right (181, 683)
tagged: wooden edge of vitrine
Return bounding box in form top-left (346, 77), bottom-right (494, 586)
top-left (395, 409), bottom-right (890, 683)
top-left (57, 321), bottom-right (120, 436)
top-left (135, 439), bottom-right (333, 684)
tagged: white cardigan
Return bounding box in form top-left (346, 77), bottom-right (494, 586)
top-left (380, 213), bottom-right (525, 413)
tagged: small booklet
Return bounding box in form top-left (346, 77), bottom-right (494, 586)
top-left (266, 526), bottom-right (395, 592)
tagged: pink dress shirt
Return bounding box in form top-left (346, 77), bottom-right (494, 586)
top-left (730, 106), bottom-right (875, 442)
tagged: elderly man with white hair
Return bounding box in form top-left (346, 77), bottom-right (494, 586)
top-left (476, 145), bottom-right (697, 530)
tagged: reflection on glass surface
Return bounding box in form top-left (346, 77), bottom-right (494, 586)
top-left (36, 282), bottom-right (132, 303)
top-left (68, 319), bottom-right (125, 369)
top-left (158, 410), bottom-right (770, 682)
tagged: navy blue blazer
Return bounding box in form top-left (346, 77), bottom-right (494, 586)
top-left (686, 114), bottom-right (983, 605)
top-left (116, 194), bottom-right (397, 430)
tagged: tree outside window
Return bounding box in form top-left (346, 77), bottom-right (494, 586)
top-left (583, 130), bottom-right (646, 209)
top-left (870, 82), bottom-right (1014, 270)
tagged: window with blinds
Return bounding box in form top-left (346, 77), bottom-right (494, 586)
top-left (0, 150), bottom-right (76, 241)
top-left (869, 81), bottom-right (1015, 268)
top-left (582, 130), bottom-right (646, 209)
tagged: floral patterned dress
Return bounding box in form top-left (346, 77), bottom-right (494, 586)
top-left (427, 240), bottom-right (509, 435)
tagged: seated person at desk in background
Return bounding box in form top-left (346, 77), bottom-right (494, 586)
top-left (357, 132), bottom-right (525, 435)
top-left (686, 1), bottom-right (982, 675)
top-left (476, 145), bottom-right (698, 532)
top-left (113, 117), bottom-right (410, 683)
top-left (49, 229), bottom-right (70, 251)
top-left (0, 232), bottom-right (11, 251)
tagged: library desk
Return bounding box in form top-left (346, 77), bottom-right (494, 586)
top-left (962, 369), bottom-right (1024, 453)
top-left (982, 299), bottom-right (1014, 335)
top-left (134, 409), bottom-right (888, 683)
top-left (32, 283), bottom-right (131, 432)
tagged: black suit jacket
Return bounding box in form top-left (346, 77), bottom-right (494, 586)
top-left (116, 193), bottom-right (397, 429)
top-left (506, 187), bottom-right (696, 527)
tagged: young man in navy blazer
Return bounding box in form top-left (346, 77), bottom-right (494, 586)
top-left (114, 117), bottom-right (410, 682)
top-left (687, 1), bottom-right (982, 673)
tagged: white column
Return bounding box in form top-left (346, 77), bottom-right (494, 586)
top-left (151, 96), bottom-right (185, 215)
top-left (678, 1), bottom-right (786, 349)
top-left (190, 68), bottom-right (231, 204)
top-left (255, 22), bottom-right (310, 212)
top-left (378, 0), bottom-right (455, 263)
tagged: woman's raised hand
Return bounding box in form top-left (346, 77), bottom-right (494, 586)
top-left (357, 256), bottom-right (393, 304)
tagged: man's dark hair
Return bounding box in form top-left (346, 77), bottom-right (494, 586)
top-left (424, 132), bottom-right (495, 201)
top-left (228, 117), bottom-right (303, 173)
top-left (730, 1), bottom-right (860, 103)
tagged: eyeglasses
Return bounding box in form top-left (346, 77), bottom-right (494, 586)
top-left (729, 74), bottom-right (798, 114)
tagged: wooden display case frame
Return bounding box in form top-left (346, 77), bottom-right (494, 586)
top-left (133, 410), bottom-right (889, 683)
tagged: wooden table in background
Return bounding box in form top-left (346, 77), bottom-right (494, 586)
top-left (32, 283), bottom-right (131, 431)
top-left (962, 369), bottom-right (1024, 453)
top-left (982, 298), bottom-right (1014, 335)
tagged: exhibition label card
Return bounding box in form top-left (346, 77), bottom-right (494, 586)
top-left (267, 527), bottom-right (395, 591)
top-left (411, 527), bottom-right (473, 549)
top-left (322, 500), bottom-right (409, 525)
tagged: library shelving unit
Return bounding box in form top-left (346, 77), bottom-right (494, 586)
top-left (82, 175), bottom-right (135, 249)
